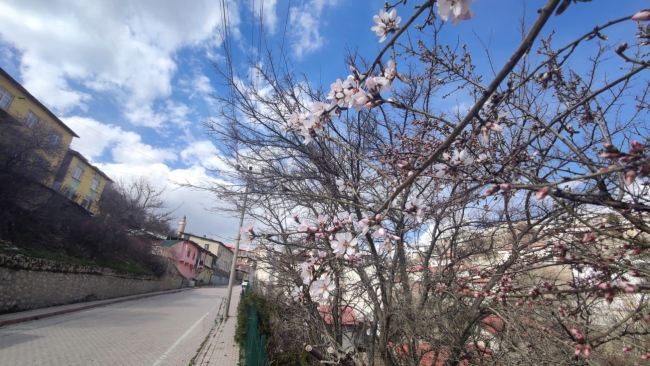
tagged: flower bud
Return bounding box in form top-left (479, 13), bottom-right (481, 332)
top-left (615, 42), bottom-right (628, 54)
top-left (581, 233), bottom-right (596, 243)
top-left (486, 122), bottom-right (504, 132)
top-left (631, 10), bottom-right (650, 22)
top-left (484, 185), bottom-right (500, 196)
top-left (625, 170), bottom-right (636, 186)
top-left (535, 187), bottom-right (550, 201)
top-left (499, 183), bottom-right (512, 191)
top-left (479, 126), bottom-right (490, 143)
top-left (631, 139), bottom-right (644, 153)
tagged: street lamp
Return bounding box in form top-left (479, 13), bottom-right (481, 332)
top-left (223, 166), bottom-right (252, 318)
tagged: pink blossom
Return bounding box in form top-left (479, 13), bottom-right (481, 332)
top-left (499, 183), bottom-right (512, 191)
top-left (631, 10), bottom-right (650, 22)
top-left (436, 0), bottom-right (476, 26)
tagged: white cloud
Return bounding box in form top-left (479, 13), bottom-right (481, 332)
top-left (288, 0), bottom-right (337, 59)
top-left (61, 115), bottom-right (239, 238)
top-left (180, 140), bottom-right (230, 172)
top-left (62, 116), bottom-right (177, 165)
top-left (97, 161), bottom-right (240, 241)
top-left (0, 0), bottom-right (241, 127)
top-left (262, 0), bottom-right (279, 35)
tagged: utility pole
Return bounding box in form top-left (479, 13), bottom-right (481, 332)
top-left (223, 166), bottom-right (251, 318)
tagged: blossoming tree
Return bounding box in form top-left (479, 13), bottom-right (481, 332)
top-left (197, 1), bottom-right (650, 364)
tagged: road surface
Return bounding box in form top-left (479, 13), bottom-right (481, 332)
top-left (0, 286), bottom-right (230, 366)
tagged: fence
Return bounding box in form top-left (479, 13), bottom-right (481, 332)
top-left (243, 285), bottom-right (270, 366)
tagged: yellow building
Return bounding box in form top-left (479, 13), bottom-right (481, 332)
top-left (52, 149), bottom-right (112, 213)
top-left (0, 67), bottom-right (79, 186)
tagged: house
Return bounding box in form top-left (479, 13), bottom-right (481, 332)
top-left (0, 67), bottom-right (112, 213)
top-left (0, 67), bottom-right (79, 186)
top-left (154, 238), bottom-right (204, 281)
top-left (176, 215), bottom-right (234, 285)
top-left (318, 305), bottom-right (368, 351)
top-left (51, 149), bottom-right (112, 213)
top-left (197, 250), bottom-right (218, 285)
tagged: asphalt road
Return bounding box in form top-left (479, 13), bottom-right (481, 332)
top-left (0, 286), bottom-right (229, 366)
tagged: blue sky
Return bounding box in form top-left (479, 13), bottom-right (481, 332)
top-left (0, 0), bottom-right (647, 239)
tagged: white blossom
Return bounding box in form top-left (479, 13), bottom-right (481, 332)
top-left (239, 221), bottom-right (255, 245)
top-left (330, 232), bottom-right (358, 259)
top-left (371, 9), bottom-right (402, 42)
top-left (336, 179), bottom-right (347, 192)
top-left (436, 0), bottom-right (476, 26)
top-left (406, 196), bottom-right (427, 223)
top-left (310, 274), bottom-right (336, 300)
top-left (291, 285), bottom-right (303, 301)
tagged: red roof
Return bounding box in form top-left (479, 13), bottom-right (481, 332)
top-left (318, 305), bottom-right (363, 326)
top-left (392, 343), bottom-right (492, 366)
top-left (480, 316), bottom-right (505, 334)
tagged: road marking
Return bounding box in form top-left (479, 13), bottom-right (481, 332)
top-left (152, 312), bottom-right (210, 366)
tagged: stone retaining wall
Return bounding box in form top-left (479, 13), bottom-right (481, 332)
top-left (0, 254), bottom-right (187, 313)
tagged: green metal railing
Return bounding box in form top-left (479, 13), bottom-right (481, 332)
top-left (242, 284), bottom-right (269, 366)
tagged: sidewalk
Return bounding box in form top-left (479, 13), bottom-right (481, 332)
top-left (0, 287), bottom-right (193, 327)
top-left (195, 287), bottom-right (241, 366)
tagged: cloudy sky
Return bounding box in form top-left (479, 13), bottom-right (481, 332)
top-left (0, 0), bottom-right (646, 241)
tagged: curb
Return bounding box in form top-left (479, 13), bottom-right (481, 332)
top-left (0, 287), bottom-right (195, 327)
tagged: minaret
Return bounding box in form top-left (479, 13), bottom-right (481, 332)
top-left (178, 215), bottom-right (187, 235)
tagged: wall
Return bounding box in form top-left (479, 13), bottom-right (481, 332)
top-left (0, 254), bottom-right (187, 314)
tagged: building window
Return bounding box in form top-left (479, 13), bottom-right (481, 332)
top-left (0, 87), bottom-right (14, 110)
top-left (83, 190), bottom-right (97, 210)
top-left (24, 110), bottom-right (39, 129)
top-left (49, 132), bottom-right (62, 146)
top-left (72, 165), bottom-right (85, 181)
top-left (187, 249), bottom-right (191, 257)
top-left (205, 244), bottom-right (210, 251)
top-left (90, 177), bottom-right (101, 192)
